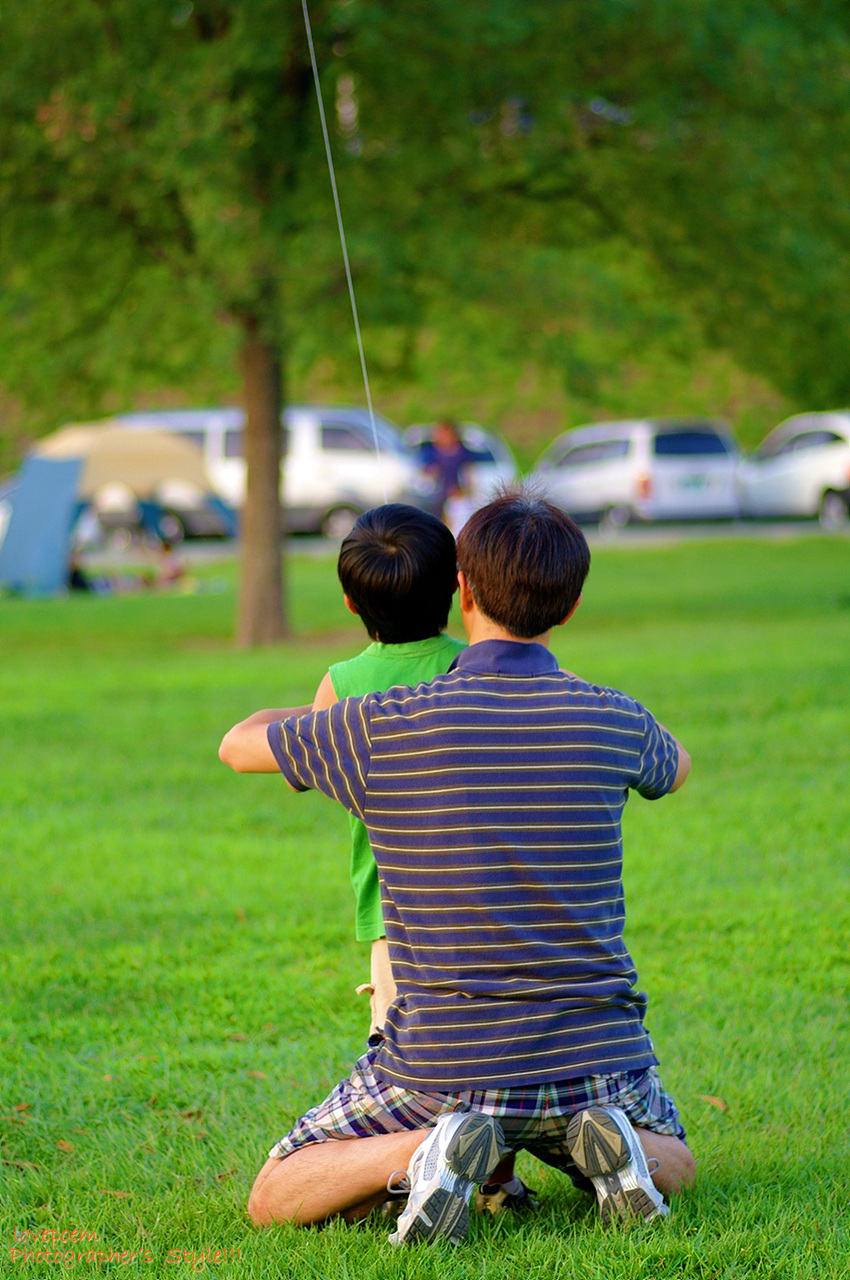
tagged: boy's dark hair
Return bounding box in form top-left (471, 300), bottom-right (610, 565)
top-left (456, 488), bottom-right (590, 638)
top-left (338, 504), bottom-right (458, 643)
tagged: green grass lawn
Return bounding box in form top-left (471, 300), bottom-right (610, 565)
top-left (1, 534), bottom-right (848, 1278)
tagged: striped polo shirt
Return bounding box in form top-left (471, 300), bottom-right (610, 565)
top-left (268, 639), bottom-right (680, 1091)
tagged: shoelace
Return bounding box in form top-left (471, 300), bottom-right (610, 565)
top-left (386, 1169), bottom-right (411, 1196)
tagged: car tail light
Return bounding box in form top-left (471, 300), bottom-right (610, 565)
top-left (637, 472), bottom-right (652, 500)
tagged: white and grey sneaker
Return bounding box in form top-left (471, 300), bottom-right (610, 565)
top-left (387, 1110), bottom-right (506, 1246)
top-left (565, 1105), bottom-right (669, 1224)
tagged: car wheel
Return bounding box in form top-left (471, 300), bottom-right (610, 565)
top-left (321, 505), bottom-right (361, 540)
top-left (818, 490), bottom-right (849, 530)
top-left (598, 504), bottom-right (631, 534)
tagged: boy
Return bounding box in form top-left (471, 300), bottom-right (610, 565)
top-left (220, 490), bottom-right (695, 1244)
top-left (313, 504), bottom-right (464, 1030)
top-left (232, 504), bottom-right (461, 1031)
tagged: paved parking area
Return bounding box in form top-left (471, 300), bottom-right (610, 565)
top-left (79, 519), bottom-right (848, 573)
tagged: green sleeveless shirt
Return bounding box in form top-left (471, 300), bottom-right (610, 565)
top-left (329, 634), bottom-right (466, 940)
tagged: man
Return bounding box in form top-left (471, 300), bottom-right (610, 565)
top-left (220, 490), bottom-right (695, 1244)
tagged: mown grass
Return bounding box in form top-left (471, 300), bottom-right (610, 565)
top-left (1, 534), bottom-right (848, 1278)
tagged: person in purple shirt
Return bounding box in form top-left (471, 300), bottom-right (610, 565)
top-left (220, 490), bottom-right (695, 1246)
top-left (419, 418), bottom-right (480, 528)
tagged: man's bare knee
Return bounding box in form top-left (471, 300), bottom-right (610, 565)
top-left (247, 1130), bottom-right (425, 1228)
top-left (248, 1185), bottom-right (275, 1227)
top-left (247, 1155), bottom-right (314, 1227)
top-left (248, 1188), bottom-right (270, 1228)
top-left (637, 1130), bottom-right (696, 1197)
top-left (248, 1157), bottom-right (282, 1226)
top-left (676, 1144), bottom-right (697, 1188)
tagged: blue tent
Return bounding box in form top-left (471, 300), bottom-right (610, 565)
top-left (0, 456), bottom-right (83, 597)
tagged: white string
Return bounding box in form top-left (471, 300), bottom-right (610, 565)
top-left (301, 0), bottom-right (386, 490)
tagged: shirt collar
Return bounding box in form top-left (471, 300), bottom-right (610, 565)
top-left (450, 639), bottom-right (559, 675)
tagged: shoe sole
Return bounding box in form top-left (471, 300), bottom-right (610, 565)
top-left (586, 1170), bottom-right (666, 1224)
top-left (444, 1111), bottom-right (505, 1184)
top-left (566, 1107), bottom-right (667, 1224)
top-left (566, 1107), bottom-right (631, 1178)
top-left (396, 1185), bottom-right (470, 1245)
top-left (390, 1112), bottom-right (505, 1245)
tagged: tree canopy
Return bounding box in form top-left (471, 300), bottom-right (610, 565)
top-left (2, 2), bottom-right (849, 638)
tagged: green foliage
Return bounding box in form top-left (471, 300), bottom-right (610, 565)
top-left (1, 536), bottom-right (849, 1275)
top-left (303, 238), bottom-right (788, 465)
top-left (1, 2), bottom-right (849, 476)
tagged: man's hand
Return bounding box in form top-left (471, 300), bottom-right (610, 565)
top-left (669, 739), bottom-right (691, 792)
top-left (219, 705), bottom-right (311, 774)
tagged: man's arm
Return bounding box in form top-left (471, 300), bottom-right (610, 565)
top-left (219, 705), bottom-right (311, 775)
top-left (668, 736), bottom-right (691, 792)
top-left (219, 668), bottom-right (340, 775)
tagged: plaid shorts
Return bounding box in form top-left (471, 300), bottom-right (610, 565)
top-left (268, 1042), bottom-right (685, 1173)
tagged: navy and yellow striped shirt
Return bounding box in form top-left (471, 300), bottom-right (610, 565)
top-left (268, 640), bottom-right (680, 1091)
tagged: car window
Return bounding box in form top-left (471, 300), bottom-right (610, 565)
top-left (555, 439), bottom-right (630, 467)
top-left (180, 430), bottom-right (207, 451)
top-left (321, 424), bottom-right (373, 452)
top-left (467, 445), bottom-right (496, 463)
top-left (223, 429), bottom-right (243, 459)
top-left (652, 431), bottom-right (731, 456)
top-left (222, 425), bottom-right (290, 458)
top-left (789, 430), bottom-right (844, 452)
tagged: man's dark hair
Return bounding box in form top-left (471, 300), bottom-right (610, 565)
top-left (456, 488), bottom-right (590, 637)
top-left (338, 504), bottom-right (458, 643)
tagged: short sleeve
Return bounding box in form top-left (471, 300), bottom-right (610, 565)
top-left (633, 710), bottom-right (680, 799)
top-left (267, 696), bottom-right (372, 818)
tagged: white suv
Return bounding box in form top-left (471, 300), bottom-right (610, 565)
top-left (118, 406), bottom-right (435, 538)
top-left (529, 418), bottom-right (741, 529)
top-left (737, 412), bottom-right (850, 527)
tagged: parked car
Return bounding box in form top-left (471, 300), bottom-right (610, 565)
top-left (119, 405), bottom-right (435, 538)
top-left (405, 422), bottom-right (518, 506)
top-left (737, 412), bottom-right (850, 527)
top-left (528, 418), bottom-right (741, 529)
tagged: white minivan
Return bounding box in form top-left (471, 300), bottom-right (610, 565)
top-left (528, 418), bottom-right (741, 529)
top-left (118, 405), bottom-right (435, 538)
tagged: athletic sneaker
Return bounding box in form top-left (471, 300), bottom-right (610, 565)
top-left (387, 1110), bottom-right (506, 1246)
top-left (565, 1105), bottom-right (669, 1224)
top-left (474, 1179), bottom-right (540, 1216)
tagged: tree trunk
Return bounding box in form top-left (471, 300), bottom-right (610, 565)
top-left (235, 318), bottom-right (288, 646)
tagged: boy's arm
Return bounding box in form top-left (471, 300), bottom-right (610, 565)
top-left (219, 705), bottom-right (311, 775)
top-left (312, 671), bottom-right (340, 711)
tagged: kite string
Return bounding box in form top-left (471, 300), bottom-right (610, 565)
top-left (301, 0), bottom-right (386, 488)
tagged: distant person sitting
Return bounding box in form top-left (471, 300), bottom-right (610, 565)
top-left (155, 540), bottom-right (188, 590)
top-left (420, 419), bottom-right (479, 532)
top-left (66, 554), bottom-right (92, 593)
